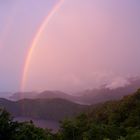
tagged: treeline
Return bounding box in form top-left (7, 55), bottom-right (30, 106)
top-left (59, 89), bottom-right (140, 140)
top-left (1, 89), bottom-right (140, 140)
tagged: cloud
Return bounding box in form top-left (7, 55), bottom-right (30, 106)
top-left (105, 76), bottom-right (130, 90)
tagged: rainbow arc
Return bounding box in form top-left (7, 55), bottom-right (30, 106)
top-left (21, 0), bottom-right (64, 92)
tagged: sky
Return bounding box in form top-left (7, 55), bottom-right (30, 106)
top-left (0, 0), bottom-right (140, 93)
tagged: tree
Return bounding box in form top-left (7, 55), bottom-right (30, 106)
top-left (0, 108), bottom-right (54, 140)
top-left (0, 108), bottom-right (19, 140)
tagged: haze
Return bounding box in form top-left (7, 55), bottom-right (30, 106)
top-left (0, 0), bottom-right (140, 93)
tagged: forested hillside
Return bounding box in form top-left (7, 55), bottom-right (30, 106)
top-left (1, 89), bottom-right (140, 139)
top-left (59, 89), bottom-right (140, 140)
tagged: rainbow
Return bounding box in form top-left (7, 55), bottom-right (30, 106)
top-left (21, 0), bottom-right (64, 92)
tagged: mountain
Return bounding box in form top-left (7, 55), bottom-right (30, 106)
top-left (9, 92), bottom-right (38, 100)
top-left (87, 88), bottom-right (140, 127)
top-left (10, 90), bottom-right (79, 101)
top-left (9, 78), bottom-right (140, 105)
top-left (36, 90), bottom-right (79, 102)
top-left (57, 89), bottom-right (140, 140)
top-left (0, 98), bottom-right (88, 121)
top-left (78, 78), bottom-right (140, 104)
top-left (0, 92), bottom-right (12, 99)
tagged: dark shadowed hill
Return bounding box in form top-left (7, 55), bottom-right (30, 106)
top-left (0, 98), bottom-right (88, 121)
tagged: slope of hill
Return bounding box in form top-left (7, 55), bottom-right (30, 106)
top-left (9, 78), bottom-right (140, 105)
top-left (56, 89), bottom-right (140, 140)
top-left (78, 78), bottom-right (140, 104)
top-left (9, 92), bottom-right (38, 100)
top-left (87, 88), bottom-right (140, 127)
top-left (36, 90), bottom-right (80, 102)
top-left (0, 98), bottom-right (88, 121)
top-left (1, 89), bottom-right (140, 139)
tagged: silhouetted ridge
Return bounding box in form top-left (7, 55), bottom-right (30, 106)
top-left (0, 98), bottom-right (88, 121)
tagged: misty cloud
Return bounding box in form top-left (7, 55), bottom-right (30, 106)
top-left (105, 77), bottom-right (130, 90)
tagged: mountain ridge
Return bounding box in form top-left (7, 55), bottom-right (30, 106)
top-left (0, 98), bottom-right (88, 121)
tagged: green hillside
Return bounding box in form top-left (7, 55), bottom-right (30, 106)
top-left (58, 89), bottom-right (140, 140)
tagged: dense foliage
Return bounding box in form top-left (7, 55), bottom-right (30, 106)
top-left (1, 89), bottom-right (140, 139)
top-left (58, 89), bottom-right (140, 140)
top-left (0, 108), bottom-right (55, 140)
